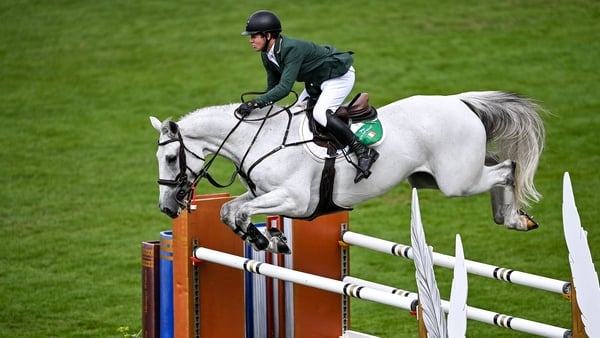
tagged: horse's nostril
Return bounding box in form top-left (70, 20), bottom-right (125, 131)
top-left (160, 206), bottom-right (178, 219)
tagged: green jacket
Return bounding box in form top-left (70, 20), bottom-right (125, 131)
top-left (254, 35), bottom-right (354, 106)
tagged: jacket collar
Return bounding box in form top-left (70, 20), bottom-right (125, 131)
top-left (273, 35), bottom-right (283, 55)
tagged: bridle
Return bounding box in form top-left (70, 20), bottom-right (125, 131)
top-left (156, 131), bottom-right (201, 209)
top-left (156, 91), bottom-right (303, 211)
top-left (157, 125), bottom-right (241, 208)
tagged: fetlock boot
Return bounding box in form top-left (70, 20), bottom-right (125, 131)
top-left (325, 111), bottom-right (379, 183)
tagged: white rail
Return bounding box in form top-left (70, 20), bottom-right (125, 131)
top-left (344, 276), bottom-right (571, 338)
top-left (342, 231), bottom-right (570, 294)
top-left (193, 247), bottom-right (417, 311)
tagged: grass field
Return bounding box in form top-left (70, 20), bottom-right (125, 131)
top-left (1, 0), bottom-right (598, 337)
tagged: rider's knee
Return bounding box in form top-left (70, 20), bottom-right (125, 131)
top-left (313, 108), bottom-right (329, 127)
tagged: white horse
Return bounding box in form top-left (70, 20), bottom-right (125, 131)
top-left (150, 91), bottom-right (545, 254)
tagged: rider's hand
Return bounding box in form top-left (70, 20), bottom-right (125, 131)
top-left (236, 100), bottom-right (259, 116)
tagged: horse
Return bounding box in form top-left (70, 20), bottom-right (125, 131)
top-left (150, 91), bottom-right (545, 254)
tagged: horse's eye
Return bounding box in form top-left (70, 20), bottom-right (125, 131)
top-left (166, 154), bottom-right (177, 164)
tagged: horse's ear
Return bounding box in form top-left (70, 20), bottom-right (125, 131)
top-left (167, 120), bottom-right (179, 135)
top-left (150, 116), bottom-right (162, 132)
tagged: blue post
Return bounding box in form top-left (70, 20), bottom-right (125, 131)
top-left (159, 230), bottom-right (174, 338)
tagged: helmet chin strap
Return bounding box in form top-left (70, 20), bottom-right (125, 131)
top-left (262, 33), bottom-right (272, 52)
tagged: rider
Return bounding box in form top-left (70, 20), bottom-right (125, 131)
top-left (236, 10), bottom-right (379, 183)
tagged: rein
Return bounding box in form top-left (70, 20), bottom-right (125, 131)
top-left (156, 118), bottom-right (244, 209)
top-left (235, 103), bottom-right (311, 195)
top-left (158, 91), bottom-right (308, 208)
top-left (234, 91), bottom-right (314, 195)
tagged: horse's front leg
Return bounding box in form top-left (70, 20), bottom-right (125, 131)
top-left (220, 192), bottom-right (253, 231)
top-left (220, 193), bottom-right (272, 250)
top-left (232, 189), bottom-right (306, 254)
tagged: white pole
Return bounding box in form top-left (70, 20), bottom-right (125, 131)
top-left (193, 247), bottom-right (571, 337)
top-left (343, 276), bottom-right (416, 298)
top-left (343, 276), bottom-right (570, 338)
top-left (193, 247), bottom-right (417, 312)
top-left (342, 231), bottom-right (569, 294)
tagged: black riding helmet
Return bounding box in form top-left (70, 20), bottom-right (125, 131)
top-left (241, 10), bottom-right (282, 36)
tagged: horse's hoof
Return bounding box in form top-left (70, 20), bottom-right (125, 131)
top-left (518, 209), bottom-right (539, 231)
top-left (267, 227), bottom-right (286, 240)
top-left (267, 228), bottom-right (291, 255)
top-left (250, 236), bottom-right (269, 251)
top-left (247, 223), bottom-right (269, 251)
top-left (275, 241), bottom-right (291, 255)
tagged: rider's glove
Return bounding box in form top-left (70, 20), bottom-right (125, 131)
top-left (236, 100), bottom-right (259, 116)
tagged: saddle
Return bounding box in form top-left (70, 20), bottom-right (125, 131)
top-left (306, 93), bottom-right (378, 152)
top-left (300, 92), bottom-right (380, 221)
top-left (334, 92), bottom-right (378, 122)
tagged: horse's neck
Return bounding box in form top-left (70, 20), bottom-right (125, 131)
top-left (178, 104), bottom-right (238, 160)
top-left (179, 104), bottom-right (289, 165)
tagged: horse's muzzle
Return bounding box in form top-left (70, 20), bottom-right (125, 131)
top-left (160, 205), bottom-right (181, 219)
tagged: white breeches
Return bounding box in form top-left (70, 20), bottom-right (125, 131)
top-left (301, 66), bottom-right (355, 127)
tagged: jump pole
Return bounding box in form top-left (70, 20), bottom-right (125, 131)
top-left (344, 276), bottom-right (572, 338)
top-left (192, 247), bottom-right (418, 313)
top-left (342, 231), bottom-right (570, 295)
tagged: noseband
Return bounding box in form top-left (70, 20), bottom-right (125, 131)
top-left (156, 132), bottom-right (199, 209)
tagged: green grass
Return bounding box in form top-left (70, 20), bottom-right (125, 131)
top-left (1, 0), bottom-right (598, 337)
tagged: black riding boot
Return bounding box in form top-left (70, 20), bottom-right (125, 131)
top-left (325, 111), bottom-right (379, 183)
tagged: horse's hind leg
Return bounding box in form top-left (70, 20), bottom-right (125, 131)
top-left (486, 158), bottom-right (538, 231)
top-left (439, 159), bottom-right (514, 197)
top-left (490, 186), bottom-right (505, 224)
top-left (496, 180), bottom-right (539, 231)
top-left (486, 156), bottom-right (506, 224)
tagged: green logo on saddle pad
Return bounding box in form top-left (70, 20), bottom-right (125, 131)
top-left (351, 118), bottom-right (384, 146)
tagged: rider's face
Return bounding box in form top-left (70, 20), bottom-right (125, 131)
top-left (249, 33), bottom-right (267, 52)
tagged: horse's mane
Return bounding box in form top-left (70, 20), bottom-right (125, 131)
top-left (174, 104), bottom-right (238, 131)
top-left (179, 103), bottom-right (303, 126)
top-left (179, 104), bottom-right (238, 121)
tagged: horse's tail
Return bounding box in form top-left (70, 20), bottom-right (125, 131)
top-left (457, 91), bottom-right (546, 208)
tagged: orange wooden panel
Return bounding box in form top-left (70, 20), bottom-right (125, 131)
top-left (173, 194), bottom-right (246, 338)
top-left (291, 212), bottom-right (349, 338)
